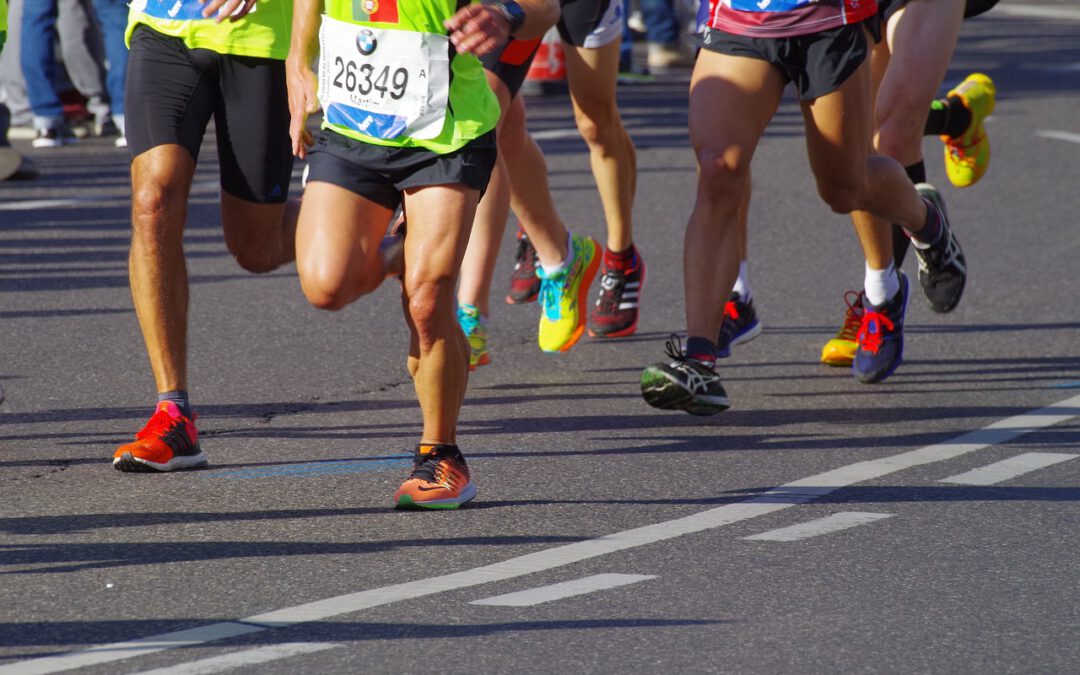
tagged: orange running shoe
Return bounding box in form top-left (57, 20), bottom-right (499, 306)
top-left (113, 401), bottom-right (207, 472)
top-left (820, 291), bottom-right (865, 367)
top-left (394, 444), bottom-right (476, 509)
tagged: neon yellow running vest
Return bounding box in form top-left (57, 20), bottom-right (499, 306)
top-left (125, 0), bottom-right (291, 59)
top-left (318, 0), bottom-right (499, 153)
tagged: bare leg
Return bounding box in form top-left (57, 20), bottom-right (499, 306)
top-left (563, 38), bottom-right (636, 253)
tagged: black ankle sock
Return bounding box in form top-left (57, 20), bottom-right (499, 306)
top-left (927, 96), bottom-right (973, 139)
top-left (906, 201), bottom-right (942, 247)
top-left (686, 337), bottom-right (717, 365)
top-left (904, 160), bottom-right (926, 185)
top-left (158, 390), bottom-right (191, 418)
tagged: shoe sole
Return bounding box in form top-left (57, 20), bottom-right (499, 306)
top-left (468, 353), bottom-right (491, 371)
top-left (395, 483), bottom-right (477, 510)
top-left (505, 289), bottom-right (539, 305)
top-left (820, 340), bottom-right (856, 367)
top-left (716, 319), bottom-right (763, 359)
top-left (113, 451), bottom-right (209, 472)
top-left (640, 367), bottom-right (730, 416)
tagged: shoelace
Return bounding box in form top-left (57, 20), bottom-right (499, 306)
top-left (458, 308), bottom-right (480, 336)
top-left (410, 450), bottom-right (462, 488)
top-left (855, 309), bottom-right (895, 355)
top-left (662, 334), bottom-right (720, 394)
top-left (723, 300), bottom-right (740, 321)
top-left (836, 291), bottom-right (865, 342)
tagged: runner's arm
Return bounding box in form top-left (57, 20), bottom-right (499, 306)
top-left (446, 0), bottom-right (558, 56)
top-left (285, 0), bottom-right (323, 159)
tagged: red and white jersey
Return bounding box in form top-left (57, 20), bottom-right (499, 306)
top-left (705, 0), bottom-right (878, 38)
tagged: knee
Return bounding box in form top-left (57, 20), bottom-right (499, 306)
top-left (297, 260), bottom-right (380, 311)
top-left (404, 275), bottom-right (455, 350)
top-left (817, 182), bottom-right (863, 215)
top-left (130, 183), bottom-right (180, 247)
top-left (228, 239), bottom-right (279, 274)
top-left (874, 107), bottom-right (924, 161)
top-left (573, 102), bottom-right (620, 148)
top-left (695, 147), bottom-right (748, 202)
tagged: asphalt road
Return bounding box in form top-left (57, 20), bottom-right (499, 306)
top-left (2, 3), bottom-right (1079, 673)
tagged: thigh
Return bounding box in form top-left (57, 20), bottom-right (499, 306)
top-left (689, 48), bottom-right (783, 175)
top-left (124, 26), bottom-right (215, 161)
top-left (877, 0), bottom-right (964, 112)
top-left (801, 47), bottom-right (874, 192)
top-left (401, 184), bottom-right (479, 286)
top-left (215, 53), bottom-right (294, 204)
top-left (562, 37), bottom-right (620, 113)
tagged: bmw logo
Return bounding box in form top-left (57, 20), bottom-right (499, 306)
top-left (356, 29), bottom-right (377, 56)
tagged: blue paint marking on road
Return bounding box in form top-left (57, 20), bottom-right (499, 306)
top-left (203, 455), bottom-right (414, 480)
top-left (1052, 381), bottom-right (1080, 389)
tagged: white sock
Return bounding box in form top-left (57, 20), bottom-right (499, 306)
top-left (863, 261), bottom-right (899, 307)
top-left (732, 261), bottom-right (751, 301)
top-left (540, 231), bottom-right (574, 278)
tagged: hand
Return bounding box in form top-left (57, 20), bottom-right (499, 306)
top-left (200, 0), bottom-right (257, 22)
top-left (286, 60), bottom-right (320, 159)
top-left (444, 3), bottom-right (511, 57)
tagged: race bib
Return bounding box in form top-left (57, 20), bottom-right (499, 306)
top-left (318, 16), bottom-right (450, 141)
top-left (136, 0), bottom-right (254, 21)
top-left (727, 0), bottom-right (814, 10)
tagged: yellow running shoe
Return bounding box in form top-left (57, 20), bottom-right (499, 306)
top-left (820, 291), bottom-right (864, 367)
top-left (457, 303), bottom-right (490, 370)
top-left (942, 73), bottom-right (996, 188)
top-left (537, 233), bottom-right (600, 353)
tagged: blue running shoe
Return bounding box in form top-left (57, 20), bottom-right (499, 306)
top-left (716, 293), bottom-right (762, 358)
top-left (853, 271), bottom-right (909, 384)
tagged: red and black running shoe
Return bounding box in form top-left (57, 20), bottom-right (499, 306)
top-left (113, 401), bottom-right (207, 472)
top-left (505, 227), bottom-right (541, 304)
top-left (588, 251), bottom-right (645, 338)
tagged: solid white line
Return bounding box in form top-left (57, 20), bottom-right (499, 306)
top-left (469, 574), bottom-right (657, 607)
top-left (4, 394), bottom-right (1078, 675)
top-left (130, 642), bottom-right (338, 675)
top-left (743, 512), bottom-right (894, 542)
top-left (938, 452), bottom-right (1078, 486)
top-left (1035, 130), bottom-right (1080, 145)
top-left (994, 4), bottom-right (1080, 21)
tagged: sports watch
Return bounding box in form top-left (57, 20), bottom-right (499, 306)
top-left (486, 0), bottom-right (526, 36)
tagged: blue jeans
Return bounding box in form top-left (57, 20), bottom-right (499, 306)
top-left (21, 0), bottom-right (127, 127)
top-left (641, 0), bottom-right (679, 45)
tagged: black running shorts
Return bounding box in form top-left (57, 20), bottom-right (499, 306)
top-left (124, 25), bottom-right (294, 204)
top-left (481, 37), bottom-right (542, 98)
top-left (557, 0), bottom-right (622, 48)
top-left (700, 20), bottom-right (879, 101)
top-left (303, 130), bottom-right (498, 211)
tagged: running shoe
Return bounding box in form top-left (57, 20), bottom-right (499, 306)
top-left (853, 271), bottom-right (909, 384)
top-left (641, 334), bottom-right (730, 415)
top-left (506, 227), bottom-right (541, 304)
top-left (820, 290), bottom-right (864, 367)
top-left (588, 251), bottom-right (646, 338)
top-left (457, 303), bottom-right (490, 371)
top-left (394, 444), bottom-right (476, 509)
top-left (113, 401), bottom-right (207, 472)
top-left (716, 293), bottom-right (762, 358)
top-left (537, 233), bottom-right (600, 353)
top-left (914, 183), bottom-right (967, 313)
top-left (942, 73), bottom-right (995, 188)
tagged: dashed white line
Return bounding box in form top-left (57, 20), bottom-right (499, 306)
top-left (743, 512), bottom-right (894, 542)
top-left (993, 4), bottom-right (1080, 21)
top-left (470, 573), bottom-right (657, 607)
top-left (938, 452), bottom-right (1078, 486)
top-left (131, 642), bottom-right (338, 675)
top-left (1035, 130), bottom-right (1080, 145)
top-left (3, 393), bottom-right (1077, 675)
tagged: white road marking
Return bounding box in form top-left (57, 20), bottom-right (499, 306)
top-left (130, 643), bottom-right (338, 675)
top-left (0, 180), bottom-right (220, 211)
top-left (3, 394), bottom-right (1078, 675)
top-left (994, 5), bottom-right (1080, 21)
top-left (938, 452), bottom-right (1078, 486)
top-left (470, 573), bottom-right (657, 607)
top-left (743, 512), bottom-right (894, 542)
top-left (1036, 130), bottom-right (1080, 145)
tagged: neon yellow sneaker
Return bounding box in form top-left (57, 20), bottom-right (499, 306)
top-left (820, 290), bottom-right (864, 367)
top-left (457, 303), bottom-right (490, 371)
top-left (537, 233), bottom-right (600, 353)
top-left (942, 73), bottom-right (996, 188)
